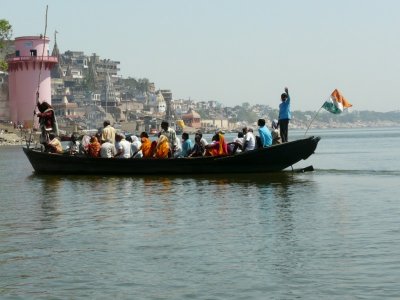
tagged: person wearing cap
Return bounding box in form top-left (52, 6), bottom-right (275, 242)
top-left (278, 87), bottom-right (291, 143)
top-left (115, 133), bottom-right (131, 158)
top-left (271, 119), bottom-right (282, 145)
top-left (257, 119), bottom-right (272, 148)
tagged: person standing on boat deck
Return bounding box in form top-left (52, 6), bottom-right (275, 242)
top-left (271, 119), bottom-right (282, 145)
top-left (101, 120), bottom-right (116, 144)
top-left (115, 133), bottom-right (131, 158)
top-left (100, 138), bottom-right (116, 158)
top-left (35, 100), bottom-right (59, 145)
top-left (257, 119), bottom-right (273, 148)
top-left (278, 87), bottom-right (291, 143)
top-left (242, 127), bottom-right (256, 152)
top-left (160, 121), bottom-right (176, 157)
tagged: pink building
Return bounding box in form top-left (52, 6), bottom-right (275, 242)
top-left (7, 36), bottom-right (57, 128)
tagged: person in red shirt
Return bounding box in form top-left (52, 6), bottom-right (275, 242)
top-left (35, 100), bottom-right (58, 145)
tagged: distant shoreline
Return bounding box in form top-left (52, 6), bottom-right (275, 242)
top-left (289, 121), bottom-right (400, 130)
top-left (1, 125), bottom-right (399, 147)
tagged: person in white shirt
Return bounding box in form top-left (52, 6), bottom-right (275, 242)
top-left (243, 127), bottom-right (256, 151)
top-left (115, 133), bottom-right (131, 158)
top-left (228, 132), bottom-right (244, 154)
top-left (174, 136), bottom-right (182, 158)
top-left (100, 139), bottom-right (116, 158)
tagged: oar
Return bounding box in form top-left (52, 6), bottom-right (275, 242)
top-left (27, 6), bottom-right (49, 149)
top-left (297, 165), bottom-right (314, 173)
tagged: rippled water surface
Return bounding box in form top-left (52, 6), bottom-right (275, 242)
top-left (1, 128), bottom-right (399, 299)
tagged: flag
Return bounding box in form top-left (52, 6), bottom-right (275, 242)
top-left (322, 89), bottom-right (352, 114)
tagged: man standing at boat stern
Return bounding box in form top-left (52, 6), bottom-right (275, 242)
top-left (257, 119), bottom-right (272, 147)
top-left (278, 87), bottom-right (291, 143)
top-left (160, 121), bottom-right (177, 157)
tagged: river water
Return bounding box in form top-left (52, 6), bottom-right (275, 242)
top-left (0, 127), bottom-right (399, 299)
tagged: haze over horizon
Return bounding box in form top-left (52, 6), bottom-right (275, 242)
top-left (2, 0), bottom-right (400, 112)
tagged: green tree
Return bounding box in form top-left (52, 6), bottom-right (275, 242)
top-left (241, 102), bottom-right (251, 110)
top-left (0, 19), bottom-right (12, 71)
top-left (237, 107), bottom-right (258, 123)
top-left (136, 78), bottom-right (150, 94)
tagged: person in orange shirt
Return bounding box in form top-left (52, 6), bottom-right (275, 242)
top-left (154, 135), bottom-right (170, 159)
top-left (139, 132), bottom-right (153, 158)
top-left (205, 131), bottom-right (228, 156)
top-left (87, 136), bottom-right (101, 157)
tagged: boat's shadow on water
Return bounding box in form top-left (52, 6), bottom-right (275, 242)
top-left (26, 169), bottom-right (314, 188)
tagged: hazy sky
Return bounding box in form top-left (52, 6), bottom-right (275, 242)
top-left (2, 0), bottom-right (400, 112)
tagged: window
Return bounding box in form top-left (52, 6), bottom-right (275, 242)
top-left (15, 50), bottom-right (20, 57)
top-left (30, 50), bottom-right (37, 56)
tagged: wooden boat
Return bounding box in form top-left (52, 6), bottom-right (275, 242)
top-left (22, 136), bottom-right (320, 175)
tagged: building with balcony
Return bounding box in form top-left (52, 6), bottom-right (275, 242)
top-left (7, 36), bottom-right (58, 127)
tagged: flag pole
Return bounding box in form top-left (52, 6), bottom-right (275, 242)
top-left (304, 106), bottom-right (323, 137)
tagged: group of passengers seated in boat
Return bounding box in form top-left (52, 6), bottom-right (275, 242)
top-left (42, 119), bottom-right (282, 159)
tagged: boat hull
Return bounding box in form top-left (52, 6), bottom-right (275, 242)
top-left (23, 136), bottom-right (320, 175)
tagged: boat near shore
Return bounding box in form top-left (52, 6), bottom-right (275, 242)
top-left (22, 136), bottom-right (320, 175)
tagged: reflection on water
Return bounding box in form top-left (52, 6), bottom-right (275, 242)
top-left (26, 171), bottom-right (315, 197)
top-left (1, 128), bottom-right (400, 299)
top-left (26, 172), bottom-right (316, 234)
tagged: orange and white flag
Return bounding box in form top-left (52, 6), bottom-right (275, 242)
top-left (322, 89), bottom-right (352, 114)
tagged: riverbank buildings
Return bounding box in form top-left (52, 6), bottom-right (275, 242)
top-left (0, 36), bottom-right (241, 133)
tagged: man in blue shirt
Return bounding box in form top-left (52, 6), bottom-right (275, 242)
top-left (278, 87), bottom-right (291, 143)
top-left (257, 119), bottom-right (272, 147)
